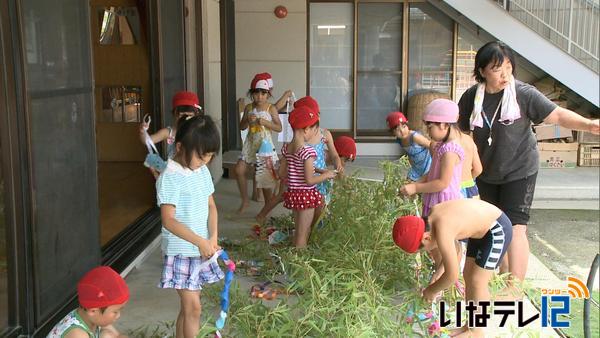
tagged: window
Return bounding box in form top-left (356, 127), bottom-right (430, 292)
top-left (408, 3), bottom-right (453, 97)
top-left (356, 3), bottom-right (403, 135)
top-left (309, 1), bottom-right (462, 138)
top-left (309, 3), bottom-right (354, 130)
top-left (455, 25), bottom-right (483, 100)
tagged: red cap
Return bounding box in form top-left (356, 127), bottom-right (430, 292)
top-left (172, 91), bottom-right (200, 109)
top-left (251, 73), bottom-right (274, 91)
top-left (293, 96), bottom-right (320, 115)
top-left (392, 216), bottom-right (425, 253)
top-left (288, 105), bottom-right (319, 129)
top-left (334, 136), bottom-right (357, 160)
top-left (386, 112), bottom-right (408, 129)
top-left (77, 266), bottom-right (129, 309)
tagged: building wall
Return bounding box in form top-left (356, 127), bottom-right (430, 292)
top-left (235, 0), bottom-right (307, 103)
top-left (201, 0), bottom-right (224, 179)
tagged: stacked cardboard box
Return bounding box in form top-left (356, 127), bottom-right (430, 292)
top-left (577, 130), bottom-right (600, 167)
top-left (533, 124), bottom-right (577, 169)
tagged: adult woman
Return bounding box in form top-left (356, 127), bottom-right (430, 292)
top-left (457, 41), bottom-right (599, 292)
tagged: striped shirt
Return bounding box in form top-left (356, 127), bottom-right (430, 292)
top-left (282, 144), bottom-right (317, 190)
top-left (156, 159), bottom-right (215, 257)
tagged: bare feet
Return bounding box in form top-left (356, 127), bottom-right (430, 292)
top-left (449, 325), bottom-right (468, 337)
top-left (237, 201), bottom-right (249, 214)
top-left (454, 327), bottom-right (484, 338)
top-left (255, 214), bottom-right (266, 225)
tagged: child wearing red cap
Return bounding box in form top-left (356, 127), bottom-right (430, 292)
top-left (48, 266), bottom-right (129, 338)
top-left (255, 97), bottom-right (344, 227)
top-left (297, 96), bottom-right (342, 225)
top-left (332, 136), bottom-right (356, 164)
top-left (139, 91), bottom-right (203, 178)
top-left (280, 105), bottom-right (337, 248)
top-left (393, 199), bottom-right (513, 338)
top-left (386, 111), bottom-right (432, 182)
top-left (234, 73), bottom-right (284, 213)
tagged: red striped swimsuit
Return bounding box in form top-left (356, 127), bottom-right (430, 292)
top-left (281, 144), bottom-right (323, 210)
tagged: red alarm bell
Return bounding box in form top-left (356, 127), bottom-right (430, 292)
top-left (274, 6), bottom-right (287, 19)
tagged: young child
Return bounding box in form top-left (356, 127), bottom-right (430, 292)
top-left (255, 96), bottom-right (344, 225)
top-left (332, 135), bottom-right (357, 165)
top-left (399, 99), bottom-right (465, 283)
top-left (48, 266), bottom-right (129, 338)
top-left (386, 111), bottom-right (432, 182)
top-left (299, 96), bottom-right (342, 224)
top-left (234, 73), bottom-right (283, 213)
top-left (458, 131), bottom-right (483, 199)
top-left (254, 135), bottom-right (355, 226)
top-left (139, 91), bottom-right (203, 178)
top-left (393, 199), bottom-right (513, 338)
top-left (280, 105), bottom-right (336, 248)
top-left (399, 99), bottom-right (464, 218)
top-left (156, 115), bottom-right (224, 338)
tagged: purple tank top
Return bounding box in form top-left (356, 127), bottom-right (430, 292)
top-left (422, 141), bottom-right (464, 217)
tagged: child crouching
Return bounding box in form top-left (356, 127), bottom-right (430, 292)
top-left (48, 266), bottom-right (129, 338)
top-left (393, 199), bottom-right (513, 338)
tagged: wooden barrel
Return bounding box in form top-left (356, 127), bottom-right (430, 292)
top-left (406, 91), bottom-right (450, 135)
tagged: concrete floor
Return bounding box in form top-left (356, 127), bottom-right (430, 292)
top-left (113, 176), bottom-right (587, 337)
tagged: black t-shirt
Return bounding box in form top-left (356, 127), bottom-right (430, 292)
top-left (458, 80), bottom-right (557, 184)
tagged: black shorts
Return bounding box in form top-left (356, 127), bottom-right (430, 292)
top-left (466, 212), bottom-right (513, 270)
top-left (476, 173), bottom-right (537, 225)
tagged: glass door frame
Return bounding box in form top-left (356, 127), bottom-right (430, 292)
top-left (1, 0), bottom-right (38, 335)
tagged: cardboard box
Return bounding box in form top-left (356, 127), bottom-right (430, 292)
top-left (577, 130), bottom-right (600, 144)
top-left (578, 144), bottom-right (600, 167)
top-left (533, 124), bottom-right (573, 141)
top-left (538, 142), bottom-right (578, 168)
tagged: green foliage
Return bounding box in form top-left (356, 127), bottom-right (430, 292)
top-left (226, 159), bottom-right (426, 337)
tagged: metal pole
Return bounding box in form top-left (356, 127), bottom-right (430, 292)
top-left (568, 0), bottom-right (574, 53)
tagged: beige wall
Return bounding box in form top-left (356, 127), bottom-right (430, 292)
top-left (200, 0), bottom-right (224, 179)
top-left (235, 0), bottom-right (307, 103)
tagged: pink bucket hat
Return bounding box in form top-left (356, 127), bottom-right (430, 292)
top-left (423, 98), bottom-right (459, 123)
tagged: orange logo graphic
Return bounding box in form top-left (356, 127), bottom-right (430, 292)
top-left (540, 276), bottom-right (590, 299)
top-left (566, 276), bottom-right (590, 299)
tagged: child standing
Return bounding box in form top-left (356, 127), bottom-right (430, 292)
top-left (156, 115), bottom-right (224, 338)
top-left (386, 111), bottom-right (432, 182)
top-left (48, 266), bottom-right (129, 338)
top-left (235, 73), bottom-right (283, 213)
top-left (399, 99), bottom-right (464, 217)
top-left (254, 97), bottom-right (345, 225)
top-left (393, 199), bottom-right (513, 338)
top-left (280, 105), bottom-right (336, 248)
top-left (298, 96), bottom-right (342, 224)
top-left (139, 91), bottom-right (203, 178)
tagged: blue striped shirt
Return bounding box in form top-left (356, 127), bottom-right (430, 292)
top-left (156, 159), bottom-right (215, 257)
